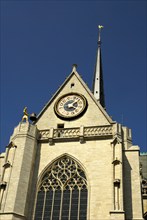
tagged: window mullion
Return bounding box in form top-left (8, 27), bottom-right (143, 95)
top-left (59, 188), bottom-right (63, 220)
top-left (77, 189), bottom-right (81, 220)
top-left (50, 189), bottom-right (55, 220)
top-left (41, 190), bottom-right (46, 220)
top-left (68, 189), bottom-right (72, 220)
top-left (33, 189), bottom-right (40, 220)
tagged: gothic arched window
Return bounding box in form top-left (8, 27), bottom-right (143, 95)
top-left (34, 155), bottom-right (88, 220)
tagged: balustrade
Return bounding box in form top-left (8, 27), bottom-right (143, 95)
top-left (39, 125), bottom-right (113, 142)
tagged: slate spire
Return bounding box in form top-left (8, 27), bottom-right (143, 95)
top-left (93, 25), bottom-right (105, 108)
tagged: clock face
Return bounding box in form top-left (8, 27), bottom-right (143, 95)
top-left (54, 93), bottom-right (87, 119)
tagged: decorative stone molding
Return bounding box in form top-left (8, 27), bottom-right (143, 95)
top-left (142, 185), bottom-right (147, 196)
top-left (40, 130), bottom-right (50, 139)
top-left (53, 127), bottom-right (80, 139)
top-left (114, 179), bottom-right (120, 186)
top-left (142, 179), bottom-right (147, 197)
top-left (48, 138), bottom-right (54, 146)
top-left (111, 136), bottom-right (122, 145)
top-left (39, 125), bottom-right (113, 143)
top-left (112, 158), bottom-right (121, 165)
top-left (3, 161), bottom-right (12, 168)
top-left (0, 181), bottom-right (7, 190)
top-left (84, 125), bottom-right (112, 137)
top-left (6, 141), bottom-right (17, 149)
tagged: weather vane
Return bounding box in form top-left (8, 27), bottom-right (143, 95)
top-left (98, 25), bottom-right (104, 42)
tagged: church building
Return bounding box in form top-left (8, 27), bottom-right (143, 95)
top-left (0, 28), bottom-right (144, 220)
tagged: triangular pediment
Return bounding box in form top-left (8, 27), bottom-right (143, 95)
top-left (35, 69), bottom-right (114, 130)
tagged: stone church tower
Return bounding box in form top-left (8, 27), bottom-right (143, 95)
top-left (0, 29), bottom-right (143, 220)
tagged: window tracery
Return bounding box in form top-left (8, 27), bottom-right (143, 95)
top-left (34, 155), bottom-right (88, 220)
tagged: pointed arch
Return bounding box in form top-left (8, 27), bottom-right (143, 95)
top-left (34, 154), bottom-right (88, 220)
top-left (38, 153), bottom-right (88, 186)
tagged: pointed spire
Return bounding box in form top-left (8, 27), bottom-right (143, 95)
top-left (93, 25), bottom-right (105, 108)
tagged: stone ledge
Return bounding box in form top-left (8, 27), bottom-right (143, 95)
top-left (0, 212), bottom-right (26, 220)
top-left (110, 210), bottom-right (125, 214)
top-left (124, 145), bottom-right (140, 152)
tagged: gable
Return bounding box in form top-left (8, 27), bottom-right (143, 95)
top-left (36, 70), bottom-right (114, 130)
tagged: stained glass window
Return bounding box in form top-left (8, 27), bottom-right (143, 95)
top-left (34, 155), bottom-right (88, 220)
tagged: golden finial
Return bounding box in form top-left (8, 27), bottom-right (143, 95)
top-left (22, 107), bottom-right (29, 122)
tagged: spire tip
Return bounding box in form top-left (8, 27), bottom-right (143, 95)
top-left (98, 25), bottom-right (104, 29)
top-left (98, 25), bottom-right (104, 42)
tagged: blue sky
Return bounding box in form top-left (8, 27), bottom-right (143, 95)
top-left (0, 1), bottom-right (146, 153)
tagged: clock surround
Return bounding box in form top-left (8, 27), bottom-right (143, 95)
top-left (54, 93), bottom-right (87, 120)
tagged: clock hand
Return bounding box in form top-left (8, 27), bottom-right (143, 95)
top-left (67, 99), bottom-right (80, 108)
top-left (72, 98), bottom-right (80, 105)
top-left (68, 98), bottom-right (81, 108)
top-left (67, 103), bottom-right (77, 109)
